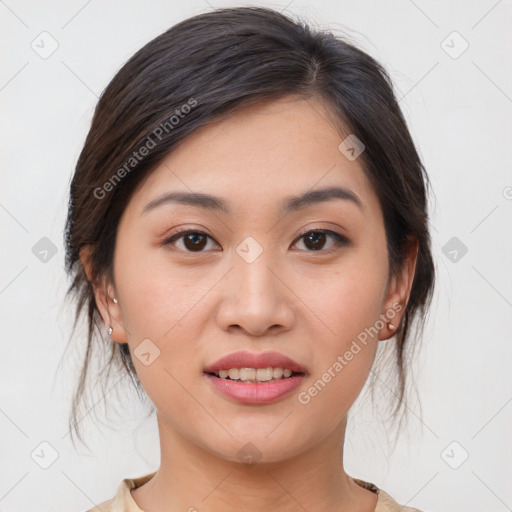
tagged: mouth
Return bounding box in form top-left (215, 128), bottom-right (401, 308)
top-left (203, 349), bottom-right (307, 378)
top-left (203, 350), bottom-right (307, 404)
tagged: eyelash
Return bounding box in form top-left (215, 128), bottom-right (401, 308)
top-left (161, 228), bottom-right (350, 254)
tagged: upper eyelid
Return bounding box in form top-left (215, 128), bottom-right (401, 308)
top-left (164, 222), bottom-right (348, 238)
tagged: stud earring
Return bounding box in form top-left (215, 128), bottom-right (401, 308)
top-left (112, 297), bottom-right (118, 304)
top-left (388, 323), bottom-right (396, 331)
top-left (107, 326), bottom-right (113, 335)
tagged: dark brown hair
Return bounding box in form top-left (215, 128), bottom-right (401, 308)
top-left (63, 6), bottom-right (435, 447)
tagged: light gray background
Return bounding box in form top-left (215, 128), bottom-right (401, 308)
top-left (1, 1), bottom-right (511, 511)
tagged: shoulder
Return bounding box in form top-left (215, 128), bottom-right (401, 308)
top-left (83, 471), bottom-right (157, 512)
top-left (84, 472), bottom-right (424, 512)
top-left (376, 488), bottom-right (424, 512)
top-left (83, 496), bottom-right (115, 512)
top-left (353, 478), bottom-right (425, 512)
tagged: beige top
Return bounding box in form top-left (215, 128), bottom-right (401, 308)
top-left (86, 472), bottom-right (423, 512)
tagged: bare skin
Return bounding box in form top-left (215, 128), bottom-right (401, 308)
top-left (82, 95), bottom-right (417, 512)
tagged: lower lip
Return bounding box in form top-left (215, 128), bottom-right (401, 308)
top-left (204, 373), bottom-right (306, 404)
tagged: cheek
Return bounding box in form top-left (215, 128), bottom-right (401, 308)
top-left (114, 237), bottom-right (208, 337)
top-left (304, 248), bottom-right (389, 342)
top-left (295, 272), bottom-right (386, 421)
top-left (295, 245), bottom-right (388, 392)
top-left (113, 254), bottom-right (208, 409)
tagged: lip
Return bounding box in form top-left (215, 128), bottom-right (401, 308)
top-left (205, 373), bottom-right (306, 404)
top-left (203, 350), bottom-right (307, 405)
top-left (203, 350), bottom-right (307, 374)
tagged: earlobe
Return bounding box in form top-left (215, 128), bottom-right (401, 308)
top-left (79, 246), bottom-right (128, 343)
top-left (379, 239), bottom-right (418, 341)
top-left (378, 311), bottom-right (400, 341)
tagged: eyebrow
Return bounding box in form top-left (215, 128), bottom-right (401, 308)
top-left (141, 186), bottom-right (363, 216)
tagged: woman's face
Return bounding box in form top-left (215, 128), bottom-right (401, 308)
top-left (99, 96), bottom-right (409, 463)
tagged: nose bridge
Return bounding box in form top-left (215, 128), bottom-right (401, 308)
top-left (233, 237), bottom-right (279, 306)
top-left (216, 236), bottom-right (294, 335)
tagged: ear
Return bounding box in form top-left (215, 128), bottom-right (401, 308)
top-left (379, 239), bottom-right (418, 341)
top-left (79, 245), bottom-right (128, 343)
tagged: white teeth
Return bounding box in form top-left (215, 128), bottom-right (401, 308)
top-left (228, 368), bottom-right (239, 380)
top-left (239, 368), bottom-right (256, 381)
top-left (256, 368), bottom-right (273, 381)
top-left (214, 367), bottom-right (297, 382)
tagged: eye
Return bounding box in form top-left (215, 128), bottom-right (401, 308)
top-left (162, 230), bottom-right (219, 252)
top-left (292, 229), bottom-right (349, 252)
top-left (161, 228), bottom-right (349, 253)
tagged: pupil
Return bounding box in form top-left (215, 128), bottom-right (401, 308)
top-left (305, 231), bottom-right (325, 250)
top-left (185, 233), bottom-right (206, 251)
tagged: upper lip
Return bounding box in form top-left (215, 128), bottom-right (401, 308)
top-left (204, 350), bottom-right (307, 374)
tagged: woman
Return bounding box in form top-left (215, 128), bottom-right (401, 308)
top-left (65, 6), bottom-right (435, 511)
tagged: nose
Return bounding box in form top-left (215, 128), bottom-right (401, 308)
top-left (215, 247), bottom-right (295, 337)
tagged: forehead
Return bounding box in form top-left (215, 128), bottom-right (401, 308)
top-left (125, 96), bottom-right (380, 218)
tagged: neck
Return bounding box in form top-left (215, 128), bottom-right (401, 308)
top-left (131, 413), bottom-right (377, 512)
